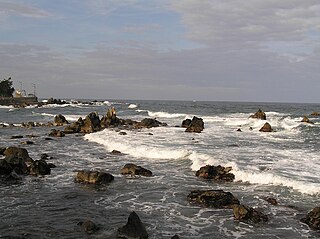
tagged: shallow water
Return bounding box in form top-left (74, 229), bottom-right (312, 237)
top-left (0, 100), bottom-right (319, 238)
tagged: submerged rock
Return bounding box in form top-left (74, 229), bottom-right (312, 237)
top-left (196, 165), bottom-right (235, 182)
top-left (121, 163), bottom-right (152, 177)
top-left (187, 189), bottom-right (239, 208)
top-left (249, 109), bottom-right (266, 120)
top-left (301, 207), bottom-right (320, 230)
top-left (301, 116), bottom-right (314, 124)
top-left (185, 116), bottom-right (204, 133)
top-left (233, 204), bottom-right (268, 223)
top-left (264, 197), bottom-right (278, 206)
top-left (78, 220), bottom-right (99, 234)
top-left (28, 159), bottom-right (51, 176)
top-left (259, 122), bottom-right (273, 132)
top-left (49, 129), bottom-right (65, 137)
top-left (75, 170), bottom-right (114, 185)
top-left (117, 211), bottom-right (148, 239)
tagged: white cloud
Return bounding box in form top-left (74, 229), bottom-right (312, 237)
top-left (0, 1), bottom-right (50, 18)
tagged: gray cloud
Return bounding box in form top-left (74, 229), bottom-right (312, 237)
top-left (0, 1), bottom-right (50, 18)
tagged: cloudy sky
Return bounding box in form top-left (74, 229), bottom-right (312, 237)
top-left (1, 0), bottom-right (320, 102)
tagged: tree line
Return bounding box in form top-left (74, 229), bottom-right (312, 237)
top-left (0, 77), bottom-right (15, 97)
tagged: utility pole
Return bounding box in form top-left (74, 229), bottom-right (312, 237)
top-left (32, 83), bottom-right (36, 96)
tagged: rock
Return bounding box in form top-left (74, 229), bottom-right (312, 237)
top-left (0, 155), bottom-right (28, 175)
top-left (310, 112), bottom-right (319, 116)
top-left (45, 137), bottom-right (54, 141)
top-left (182, 119), bottom-right (192, 128)
top-left (64, 119), bottom-right (83, 134)
top-left (75, 170), bottom-right (114, 185)
top-left (80, 112), bottom-right (101, 133)
top-left (233, 204), bottom-right (268, 223)
top-left (100, 107), bottom-right (121, 127)
top-left (301, 207), bottom-right (320, 230)
top-left (28, 159), bottom-right (51, 176)
top-left (119, 131), bottom-right (127, 135)
top-left (0, 147), bottom-right (6, 155)
top-left (259, 122), bottom-right (273, 132)
top-left (111, 150), bottom-right (122, 155)
top-left (249, 109), bottom-right (266, 120)
top-left (21, 141), bottom-right (34, 145)
top-left (171, 235), bottom-right (180, 239)
top-left (195, 165), bottom-right (235, 182)
top-left (22, 121), bottom-right (36, 128)
top-left (40, 153), bottom-right (50, 160)
top-left (117, 211), bottom-right (148, 239)
top-left (78, 220), bottom-right (99, 234)
top-left (10, 135), bottom-right (24, 139)
top-left (237, 128), bottom-right (242, 132)
top-left (301, 116), bottom-right (314, 124)
top-left (121, 163), bottom-right (152, 177)
top-left (139, 118), bottom-right (166, 128)
top-left (264, 197), bottom-right (278, 206)
top-left (4, 147), bottom-right (32, 162)
top-left (47, 98), bottom-right (66, 105)
top-left (185, 116), bottom-right (204, 133)
top-left (49, 129), bottom-right (65, 137)
top-left (187, 190), bottom-right (239, 208)
top-left (48, 163), bottom-right (56, 168)
top-left (0, 158), bottom-right (13, 175)
top-left (54, 114), bottom-right (69, 126)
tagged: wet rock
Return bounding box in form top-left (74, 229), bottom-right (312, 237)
top-left (3, 147), bottom-right (32, 162)
top-left (138, 118), bottom-right (167, 128)
top-left (233, 204), bottom-right (268, 223)
top-left (54, 114), bottom-right (69, 126)
top-left (22, 122), bottom-right (36, 128)
top-left (49, 129), bottom-right (65, 137)
top-left (100, 107), bottom-right (121, 127)
top-left (121, 163), bottom-right (152, 177)
top-left (0, 156), bottom-right (28, 175)
top-left (44, 137), bottom-right (54, 141)
top-left (0, 147), bottom-right (6, 155)
top-left (111, 150), bottom-right (122, 155)
top-left (28, 159), bottom-right (51, 176)
top-left (264, 197), bottom-right (278, 206)
top-left (75, 170), bottom-right (114, 185)
top-left (301, 207), bottom-right (320, 230)
top-left (78, 220), bottom-right (99, 234)
top-left (185, 116), bottom-right (204, 133)
top-left (40, 153), bottom-right (50, 160)
top-left (117, 211), bottom-right (148, 239)
top-left (81, 112), bottom-right (101, 133)
top-left (48, 163), bottom-right (56, 168)
top-left (10, 135), bottom-right (24, 139)
top-left (119, 131), bottom-right (127, 135)
top-left (236, 128), bottom-right (242, 132)
top-left (171, 235), bottom-right (180, 239)
top-left (182, 119), bottom-right (192, 128)
top-left (196, 165), bottom-right (235, 182)
top-left (259, 122), bottom-right (273, 132)
top-left (21, 141), bottom-right (34, 145)
top-left (187, 190), bottom-right (239, 208)
top-left (310, 112), bottom-right (319, 116)
top-left (64, 119), bottom-right (83, 134)
top-left (249, 109), bottom-right (266, 120)
top-left (301, 116), bottom-right (314, 124)
top-left (0, 158), bottom-right (13, 175)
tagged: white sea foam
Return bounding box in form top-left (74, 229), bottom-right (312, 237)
top-left (0, 105), bottom-right (14, 109)
top-left (135, 109), bottom-right (187, 119)
top-left (128, 104), bottom-right (138, 109)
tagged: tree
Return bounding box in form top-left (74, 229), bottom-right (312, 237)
top-left (0, 77), bottom-right (15, 97)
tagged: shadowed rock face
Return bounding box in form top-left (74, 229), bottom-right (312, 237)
top-left (185, 116), bottom-right (204, 133)
top-left (121, 163), bottom-right (152, 177)
top-left (74, 170), bottom-right (114, 185)
top-left (3, 147), bottom-right (32, 162)
top-left (233, 204), bottom-right (268, 223)
top-left (259, 122), bottom-right (273, 132)
top-left (196, 165), bottom-right (235, 182)
top-left (187, 190), bottom-right (239, 208)
top-left (301, 116), bottom-right (314, 124)
top-left (78, 220), bottom-right (99, 234)
top-left (118, 211), bottom-right (148, 239)
top-left (54, 114), bottom-right (69, 126)
top-left (250, 109), bottom-right (266, 120)
top-left (301, 207), bottom-right (320, 230)
top-left (28, 160), bottom-right (51, 176)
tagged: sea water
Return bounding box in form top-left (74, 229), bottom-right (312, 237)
top-left (0, 100), bottom-right (319, 238)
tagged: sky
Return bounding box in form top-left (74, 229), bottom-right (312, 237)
top-left (1, 0), bottom-right (320, 103)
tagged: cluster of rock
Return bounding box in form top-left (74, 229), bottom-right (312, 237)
top-left (182, 116), bottom-right (204, 133)
top-left (196, 165), bottom-right (234, 182)
top-left (0, 147), bottom-right (54, 179)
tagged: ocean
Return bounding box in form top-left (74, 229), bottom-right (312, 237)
top-left (0, 100), bottom-right (319, 238)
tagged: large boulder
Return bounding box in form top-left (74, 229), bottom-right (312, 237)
top-left (121, 163), bottom-right (152, 177)
top-left (185, 116), bottom-right (204, 133)
top-left (301, 207), bottom-right (320, 230)
top-left (249, 109), bottom-right (266, 120)
top-left (301, 116), bottom-right (314, 124)
top-left (3, 147), bottom-right (32, 162)
top-left (259, 122), bottom-right (273, 132)
top-left (54, 114), bottom-right (69, 126)
top-left (187, 190), bottom-right (240, 208)
top-left (117, 211), bottom-right (148, 239)
top-left (181, 119), bottom-right (192, 128)
top-left (0, 158), bottom-right (13, 175)
top-left (75, 170), bottom-right (114, 185)
top-left (233, 204), bottom-right (268, 223)
top-left (0, 156), bottom-right (28, 175)
top-left (196, 165), bottom-right (235, 182)
top-left (101, 107), bottom-right (121, 128)
top-left (139, 118), bottom-right (166, 128)
top-left (81, 112), bottom-right (101, 133)
top-left (28, 159), bottom-right (51, 176)
top-left (78, 220), bottom-right (99, 234)
top-left (64, 118), bottom-right (84, 134)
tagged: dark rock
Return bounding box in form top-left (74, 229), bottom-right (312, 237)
top-left (121, 163), bottom-right (152, 177)
top-left (28, 160), bottom-right (51, 176)
top-left (301, 116), bottom-right (314, 124)
top-left (78, 220), bottom-right (99, 234)
top-left (233, 204), bottom-right (268, 223)
top-left (139, 118), bottom-right (166, 128)
top-left (1, 155), bottom-right (28, 175)
top-left (10, 135), bottom-right (24, 139)
top-left (0, 158), bottom-right (13, 175)
top-left (21, 141), bottom-right (34, 145)
top-left (54, 114), bottom-right (69, 126)
top-left (117, 211), bottom-right (148, 239)
top-left (49, 129), bottom-right (65, 137)
top-left (264, 197), bottom-right (278, 206)
top-left (119, 131), bottom-right (127, 135)
top-left (44, 137), bottom-right (54, 141)
top-left (111, 150), bottom-right (122, 155)
top-left (182, 119), bottom-right (192, 128)
top-left (187, 190), bottom-right (239, 208)
top-left (75, 170), bottom-right (114, 185)
top-left (185, 116), bottom-right (204, 133)
top-left (47, 98), bottom-right (66, 105)
top-left (0, 147), bottom-right (6, 155)
top-left (48, 163), bottom-right (56, 168)
top-left (249, 109), bottom-right (266, 120)
top-left (100, 107), bottom-right (121, 127)
top-left (81, 112), bottom-right (101, 133)
top-left (236, 128), bottom-right (242, 132)
top-left (22, 122), bottom-right (36, 128)
top-left (310, 112), bottom-right (320, 116)
top-left (171, 235), bottom-right (180, 239)
top-left (301, 207), bottom-right (320, 230)
top-left (40, 153), bottom-right (50, 160)
top-left (3, 147), bottom-right (32, 162)
top-left (196, 165), bottom-right (235, 182)
top-left (64, 119), bottom-right (83, 134)
top-left (259, 122), bottom-right (273, 132)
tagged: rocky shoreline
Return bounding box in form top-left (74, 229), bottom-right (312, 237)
top-left (0, 106), bottom-right (319, 238)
